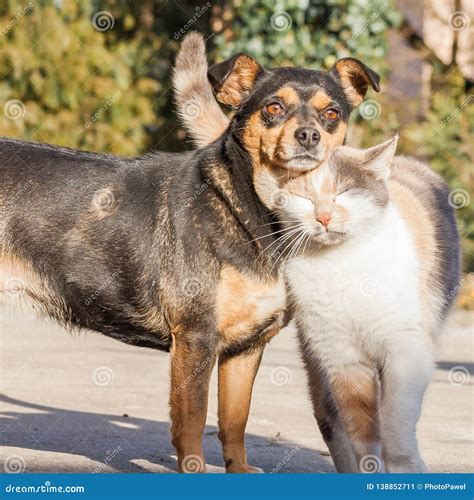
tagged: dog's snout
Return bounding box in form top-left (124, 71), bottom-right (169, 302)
top-left (294, 127), bottom-right (320, 149)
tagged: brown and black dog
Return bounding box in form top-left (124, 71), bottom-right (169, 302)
top-left (0, 33), bottom-right (379, 473)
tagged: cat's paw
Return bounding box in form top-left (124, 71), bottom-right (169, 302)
top-left (385, 458), bottom-right (428, 473)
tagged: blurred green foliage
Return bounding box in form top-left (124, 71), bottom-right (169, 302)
top-left (0, 0), bottom-right (472, 273)
top-left (0, 0), bottom-right (204, 153)
top-left (210, 0), bottom-right (402, 71)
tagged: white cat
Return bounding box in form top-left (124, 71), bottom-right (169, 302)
top-left (275, 136), bottom-right (460, 472)
top-left (171, 36), bottom-right (461, 473)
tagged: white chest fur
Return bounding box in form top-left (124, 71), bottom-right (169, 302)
top-left (285, 203), bottom-right (422, 367)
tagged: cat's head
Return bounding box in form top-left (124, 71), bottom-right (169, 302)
top-left (272, 136), bottom-right (398, 249)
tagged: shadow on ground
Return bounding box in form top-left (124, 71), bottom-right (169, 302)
top-left (437, 361), bottom-right (474, 374)
top-left (0, 394), bottom-right (332, 473)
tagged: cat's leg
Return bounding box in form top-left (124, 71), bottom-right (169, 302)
top-left (217, 346), bottom-right (264, 473)
top-left (380, 336), bottom-right (434, 473)
top-left (328, 365), bottom-right (384, 473)
top-left (169, 330), bottom-right (217, 473)
top-left (303, 355), bottom-right (359, 472)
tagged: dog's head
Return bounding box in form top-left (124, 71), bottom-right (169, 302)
top-left (208, 53), bottom-right (380, 206)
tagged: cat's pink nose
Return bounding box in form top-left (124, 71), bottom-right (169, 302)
top-left (316, 213), bottom-right (331, 228)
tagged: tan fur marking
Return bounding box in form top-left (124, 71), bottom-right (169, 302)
top-left (310, 90), bottom-right (332, 110)
top-left (330, 371), bottom-right (380, 444)
top-left (169, 334), bottom-right (216, 472)
top-left (321, 122), bottom-right (347, 154)
top-left (335, 60), bottom-right (367, 106)
top-left (275, 86), bottom-right (300, 106)
top-left (388, 180), bottom-right (437, 323)
top-left (215, 265), bottom-right (286, 344)
top-left (218, 347), bottom-right (264, 472)
top-left (1, 250), bottom-right (52, 307)
top-left (216, 55), bottom-right (260, 107)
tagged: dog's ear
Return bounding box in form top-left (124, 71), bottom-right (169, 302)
top-left (330, 58), bottom-right (380, 107)
top-left (208, 53), bottom-right (263, 108)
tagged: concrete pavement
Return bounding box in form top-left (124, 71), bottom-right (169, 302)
top-left (0, 306), bottom-right (472, 473)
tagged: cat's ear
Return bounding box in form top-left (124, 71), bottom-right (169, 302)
top-left (208, 53), bottom-right (264, 108)
top-left (329, 58), bottom-right (380, 106)
top-left (363, 135), bottom-right (398, 180)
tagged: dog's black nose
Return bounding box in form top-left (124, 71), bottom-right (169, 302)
top-left (295, 127), bottom-right (320, 149)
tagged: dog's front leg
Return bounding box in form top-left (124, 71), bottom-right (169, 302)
top-left (170, 331), bottom-right (217, 473)
top-left (217, 346), bottom-right (264, 473)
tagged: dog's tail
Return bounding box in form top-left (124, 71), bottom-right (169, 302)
top-left (173, 32), bottom-right (230, 148)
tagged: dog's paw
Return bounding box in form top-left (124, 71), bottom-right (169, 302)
top-left (246, 465), bottom-right (264, 474)
top-left (226, 463), bottom-right (264, 473)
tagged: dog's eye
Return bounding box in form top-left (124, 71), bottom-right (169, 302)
top-left (265, 102), bottom-right (285, 115)
top-left (322, 108), bottom-right (339, 121)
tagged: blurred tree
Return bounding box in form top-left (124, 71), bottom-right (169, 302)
top-left (0, 0), bottom-right (210, 154)
top-left (209, 0), bottom-right (402, 71)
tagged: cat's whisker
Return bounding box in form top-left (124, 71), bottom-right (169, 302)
top-left (259, 220), bottom-right (298, 227)
top-left (271, 230), bottom-right (305, 273)
top-left (266, 227), bottom-right (303, 259)
top-left (264, 227), bottom-right (301, 258)
top-left (258, 225), bottom-right (303, 259)
top-left (247, 224), bottom-right (302, 244)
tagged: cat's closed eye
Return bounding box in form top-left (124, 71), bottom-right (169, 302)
top-left (334, 187), bottom-right (353, 201)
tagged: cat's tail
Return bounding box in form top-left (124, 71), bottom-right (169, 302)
top-left (173, 32), bottom-right (230, 148)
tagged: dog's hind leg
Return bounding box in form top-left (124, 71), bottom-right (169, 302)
top-left (217, 346), bottom-right (264, 473)
top-left (169, 330), bottom-right (217, 473)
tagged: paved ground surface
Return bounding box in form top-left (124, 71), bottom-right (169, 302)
top-left (0, 306), bottom-right (472, 473)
